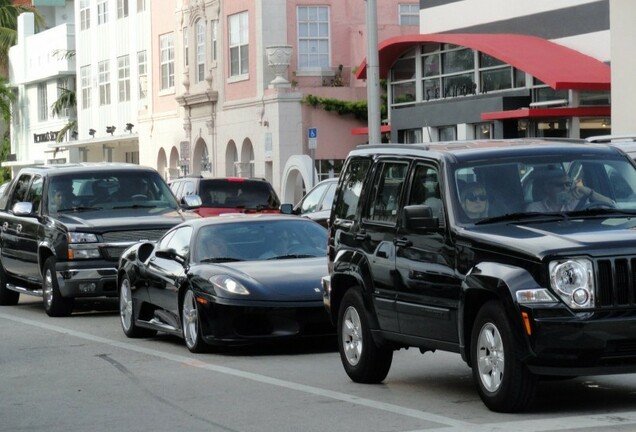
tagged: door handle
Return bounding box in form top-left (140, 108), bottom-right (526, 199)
top-left (1, 222), bottom-right (7, 232)
top-left (16, 224), bottom-right (22, 234)
top-left (394, 237), bottom-right (412, 248)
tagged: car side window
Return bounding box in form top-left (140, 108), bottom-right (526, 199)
top-left (25, 175), bottom-right (43, 213)
top-left (333, 157), bottom-right (371, 220)
top-left (319, 182), bottom-right (337, 211)
top-left (300, 182), bottom-right (330, 213)
top-left (10, 174), bottom-right (31, 211)
top-left (182, 181), bottom-right (195, 196)
top-left (366, 161), bottom-right (408, 223)
top-left (164, 226), bottom-right (193, 257)
top-left (409, 165), bottom-right (443, 218)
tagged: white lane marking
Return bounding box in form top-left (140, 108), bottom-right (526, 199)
top-left (0, 312), bottom-right (469, 429)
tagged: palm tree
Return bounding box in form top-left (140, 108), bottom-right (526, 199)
top-left (0, 1), bottom-right (44, 71)
top-left (50, 49), bottom-right (77, 144)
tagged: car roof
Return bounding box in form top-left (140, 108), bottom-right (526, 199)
top-left (17, 162), bottom-right (157, 177)
top-left (348, 139), bottom-right (624, 163)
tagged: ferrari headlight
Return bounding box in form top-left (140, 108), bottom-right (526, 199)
top-left (209, 275), bottom-right (250, 295)
top-left (549, 259), bottom-right (595, 309)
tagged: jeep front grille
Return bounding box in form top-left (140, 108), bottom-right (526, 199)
top-left (596, 257), bottom-right (636, 308)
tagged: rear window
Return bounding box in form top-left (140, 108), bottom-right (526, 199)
top-left (199, 179), bottom-right (281, 209)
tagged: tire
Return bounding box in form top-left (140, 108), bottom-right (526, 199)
top-left (182, 288), bottom-right (207, 353)
top-left (119, 275), bottom-right (157, 338)
top-left (337, 289), bottom-right (393, 383)
top-left (42, 257), bottom-right (74, 317)
top-left (471, 301), bottom-right (537, 412)
top-left (0, 262), bottom-right (19, 306)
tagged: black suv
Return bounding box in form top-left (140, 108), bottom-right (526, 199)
top-left (0, 163), bottom-right (200, 316)
top-left (323, 140), bottom-right (636, 412)
top-left (169, 176), bottom-right (283, 217)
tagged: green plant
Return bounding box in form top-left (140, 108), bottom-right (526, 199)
top-left (304, 95), bottom-right (387, 121)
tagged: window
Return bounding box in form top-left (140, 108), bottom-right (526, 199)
top-left (297, 6), bottom-right (330, 70)
top-left (117, 0), bottom-right (128, 18)
top-left (125, 151), bottom-right (139, 164)
top-left (160, 33), bottom-right (175, 90)
top-left (26, 175), bottom-right (43, 213)
top-left (97, 0), bottom-right (108, 25)
top-left (229, 11), bottom-right (249, 77)
top-left (38, 82), bottom-right (48, 121)
top-left (333, 157), bottom-right (371, 220)
top-left (161, 226), bottom-right (192, 257)
top-left (408, 165), bottom-right (442, 219)
top-left (183, 28), bottom-right (189, 67)
top-left (56, 78), bottom-right (71, 117)
top-left (11, 174), bottom-right (31, 210)
top-left (137, 50), bottom-right (147, 99)
top-left (366, 162), bottom-right (408, 223)
top-left (98, 60), bottom-right (111, 106)
top-left (137, 0), bottom-right (145, 12)
top-left (118, 55), bottom-right (130, 102)
top-left (80, 65), bottom-right (91, 109)
top-left (390, 48), bottom-right (416, 105)
top-left (80, 0), bottom-right (90, 30)
top-left (399, 4), bottom-right (419, 26)
top-left (196, 19), bottom-right (205, 82)
top-left (211, 20), bottom-right (218, 62)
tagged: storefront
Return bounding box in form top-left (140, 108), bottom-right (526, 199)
top-left (357, 34), bottom-right (611, 142)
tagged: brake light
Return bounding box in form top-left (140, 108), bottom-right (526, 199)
top-left (226, 177), bottom-right (246, 182)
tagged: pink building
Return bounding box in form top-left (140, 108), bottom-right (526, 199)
top-left (144, 0), bottom-right (418, 202)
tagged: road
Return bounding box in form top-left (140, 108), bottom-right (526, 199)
top-left (2, 297), bottom-right (636, 432)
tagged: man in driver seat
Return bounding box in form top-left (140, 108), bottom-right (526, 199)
top-left (527, 169), bottom-right (614, 212)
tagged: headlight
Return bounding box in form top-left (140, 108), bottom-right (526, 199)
top-left (549, 259), bottom-right (595, 309)
top-left (209, 275), bottom-right (250, 295)
top-left (68, 232), bottom-right (100, 259)
top-left (68, 232), bottom-right (98, 243)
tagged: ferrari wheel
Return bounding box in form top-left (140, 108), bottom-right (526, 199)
top-left (182, 288), bottom-right (207, 353)
top-left (119, 275), bottom-right (156, 338)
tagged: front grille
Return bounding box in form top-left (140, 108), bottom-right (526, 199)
top-left (102, 229), bottom-right (167, 243)
top-left (596, 257), bottom-right (636, 308)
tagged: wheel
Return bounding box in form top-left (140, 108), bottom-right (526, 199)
top-left (42, 257), bottom-right (74, 317)
top-left (471, 301), bottom-right (537, 412)
top-left (119, 275), bottom-right (157, 338)
top-left (337, 289), bottom-right (393, 383)
top-left (182, 288), bottom-right (207, 353)
top-left (0, 262), bottom-right (19, 306)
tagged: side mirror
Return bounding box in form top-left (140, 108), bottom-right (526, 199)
top-left (181, 194), bottom-right (202, 209)
top-left (280, 203), bottom-right (293, 214)
top-left (12, 202), bottom-right (35, 217)
top-left (155, 247), bottom-right (185, 264)
top-left (401, 205), bottom-right (438, 230)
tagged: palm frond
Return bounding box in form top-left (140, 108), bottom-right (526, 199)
top-left (55, 120), bottom-right (78, 144)
top-left (50, 87), bottom-right (76, 117)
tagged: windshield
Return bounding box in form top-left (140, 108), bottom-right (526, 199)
top-left (452, 153), bottom-right (636, 225)
top-left (194, 219), bottom-right (327, 262)
top-left (47, 170), bottom-right (179, 214)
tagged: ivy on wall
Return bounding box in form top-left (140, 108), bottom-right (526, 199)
top-left (304, 83), bottom-right (388, 121)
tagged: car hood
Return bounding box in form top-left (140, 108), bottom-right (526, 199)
top-left (212, 257), bottom-right (327, 301)
top-left (55, 207), bottom-right (195, 232)
top-left (464, 216), bottom-right (636, 260)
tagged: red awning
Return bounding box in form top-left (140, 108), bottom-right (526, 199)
top-left (357, 34), bottom-right (610, 91)
top-left (351, 125), bottom-right (391, 135)
top-left (481, 106), bottom-right (610, 121)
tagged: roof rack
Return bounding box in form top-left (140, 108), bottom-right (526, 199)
top-left (585, 134), bottom-right (636, 144)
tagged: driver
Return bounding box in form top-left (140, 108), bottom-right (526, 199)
top-left (527, 171), bottom-right (613, 212)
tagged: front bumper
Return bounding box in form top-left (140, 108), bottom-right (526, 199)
top-left (522, 305), bottom-right (636, 375)
top-left (55, 260), bottom-right (118, 298)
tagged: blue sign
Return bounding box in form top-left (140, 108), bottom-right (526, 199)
top-left (308, 128), bottom-right (317, 139)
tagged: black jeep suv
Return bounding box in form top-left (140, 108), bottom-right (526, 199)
top-left (323, 139), bottom-right (636, 412)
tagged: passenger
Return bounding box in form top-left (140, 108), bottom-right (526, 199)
top-left (459, 182), bottom-right (489, 220)
top-left (48, 181), bottom-right (74, 213)
top-left (526, 172), bottom-right (613, 212)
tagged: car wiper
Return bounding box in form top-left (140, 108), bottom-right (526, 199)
top-left (199, 257), bottom-right (244, 263)
top-left (57, 206), bottom-right (102, 213)
top-left (265, 254), bottom-right (317, 260)
top-left (112, 204), bottom-right (157, 209)
top-left (475, 211), bottom-right (567, 225)
top-left (567, 207), bottom-right (636, 217)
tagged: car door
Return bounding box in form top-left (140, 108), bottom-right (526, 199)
top-left (1, 173), bottom-right (39, 281)
top-left (394, 163), bottom-right (461, 343)
top-left (358, 159), bottom-right (409, 332)
top-left (146, 225), bottom-right (192, 328)
top-left (14, 175), bottom-right (44, 282)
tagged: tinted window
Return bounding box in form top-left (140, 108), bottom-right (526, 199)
top-left (26, 175), bottom-right (43, 213)
top-left (198, 179), bottom-right (280, 209)
top-left (333, 158), bottom-right (371, 220)
top-left (319, 182), bottom-right (337, 211)
top-left (164, 226), bottom-right (192, 256)
top-left (300, 182), bottom-right (330, 213)
top-left (11, 174), bottom-right (31, 210)
top-left (365, 161), bottom-right (408, 223)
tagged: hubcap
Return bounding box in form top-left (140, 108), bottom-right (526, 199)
top-left (120, 279), bottom-right (133, 331)
top-left (476, 322), bottom-right (505, 392)
top-left (342, 306), bottom-right (363, 366)
top-left (43, 269), bottom-right (53, 308)
top-left (182, 290), bottom-right (199, 348)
